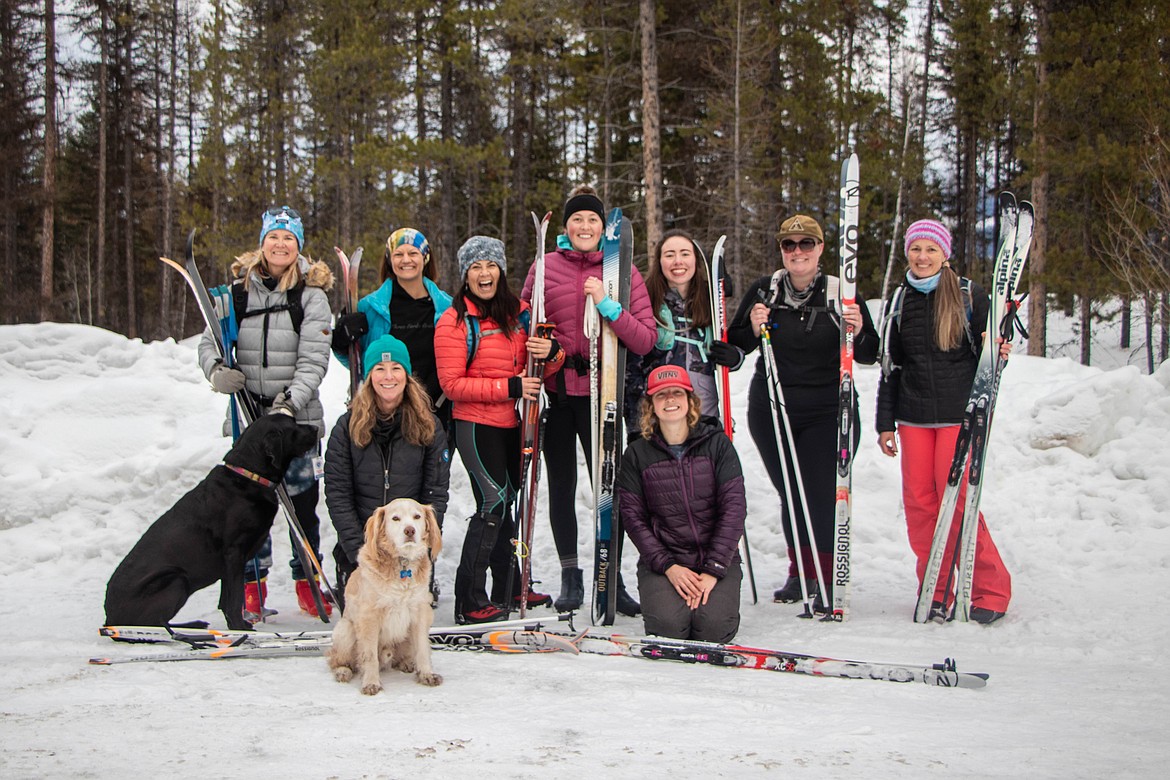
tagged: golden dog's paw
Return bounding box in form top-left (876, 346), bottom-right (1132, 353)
top-left (393, 658), bottom-right (417, 674)
top-left (360, 682), bottom-right (383, 696)
top-left (416, 671), bottom-right (442, 687)
top-left (332, 666), bottom-right (354, 683)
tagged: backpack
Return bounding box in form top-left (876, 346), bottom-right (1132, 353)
top-left (879, 278), bottom-right (975, 378)
top-left (464, 309), bottom-right (531, 370)
top-left (232, 278), bottom-right (305, 335)
top-left (767, 270), bottom-right (842, 333)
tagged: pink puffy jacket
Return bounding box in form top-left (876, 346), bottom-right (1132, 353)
top-left (521, 248), bottom-right (657, 397)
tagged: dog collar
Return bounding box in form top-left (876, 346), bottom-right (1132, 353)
top-left (224, 463), bottom-right (277, 489)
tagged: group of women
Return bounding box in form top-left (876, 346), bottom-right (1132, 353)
top-left (197, 194), bottom-right (1013, 639)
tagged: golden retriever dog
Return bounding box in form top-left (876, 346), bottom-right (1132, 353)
top-left (327, 499), bottom-right (443, 695)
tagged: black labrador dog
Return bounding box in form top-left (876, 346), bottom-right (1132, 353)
top-left (104, 413), bottom-right (318, 630)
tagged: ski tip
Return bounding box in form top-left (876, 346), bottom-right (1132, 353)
top-left (88, 658), bottom-right (112, 665)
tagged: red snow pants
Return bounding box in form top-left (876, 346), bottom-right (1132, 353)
top-left (898, 424), bottom-right (1012, 612)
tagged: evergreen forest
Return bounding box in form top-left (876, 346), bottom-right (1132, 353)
top-left (3, 0), bottom-right (1168, 367)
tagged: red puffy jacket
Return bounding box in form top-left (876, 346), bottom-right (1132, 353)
top-left (435, 298), bottom-right (564, 428)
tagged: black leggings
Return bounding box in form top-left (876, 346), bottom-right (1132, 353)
top-left (453, 420), bottom-right (520, 517)
top-left (746, 376), bottom-right (859, 568)
top-left (541, 394), bottom-right (594, 569)
top-left (452, 420), bottom-right (522, 609)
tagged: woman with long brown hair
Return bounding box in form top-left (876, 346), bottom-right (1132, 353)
top-left (624, 228), bottom-right (744, 435)
top-left (436, 236), bottom-right (564, 624)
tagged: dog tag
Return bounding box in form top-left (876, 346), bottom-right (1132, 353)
top-left (312, 455), bottom-right (325, 480)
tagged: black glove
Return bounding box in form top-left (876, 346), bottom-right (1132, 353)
top-left (331, 312), bottom-right (369, 352)
top-left (546, 337), bottom-right (563, 364)
top-left (709, 340), bottom-right (745, 370)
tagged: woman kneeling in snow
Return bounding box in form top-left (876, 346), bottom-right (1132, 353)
top-left (616, 366), bottom-right (747, 643)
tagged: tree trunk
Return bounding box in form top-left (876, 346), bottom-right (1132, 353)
top-left (415, 7), bottom-right (428, 209)
top-left (40, 0), bottom-right (57, 321)
top-left (438, 4), bottom-right (456, 289)
top-left (1162, 290), bottom-right (1169, 363)
top-left (507, 40), bottom-right (531, 277)
top-left (1027, 0), bottom-right (1049, 357)
top-left (917, 0), bottom-right (934, 165)
top-left (1144, 292), bottom-right (1154, 373)
top-left (96, 2), bottom-right (109, 327)
top-left (882, 84), bottom-right (914, 310)
top-left (123, 12), bottom-right (136, 338)
top-left (1079, 295), bottom-right (1091, 366)
top-left (639, 0), bottom-right (663, 260)
top-left (732, 0), bottom-right (744, 296)
top-left (1120, 295), bottom-right (1131, 349)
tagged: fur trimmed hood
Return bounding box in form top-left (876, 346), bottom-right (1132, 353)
top-left (231, 249), bottom-right (335, 292)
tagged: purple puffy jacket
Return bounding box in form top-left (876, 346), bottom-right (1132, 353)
top-left (522, 248), bottom-right (657, 397)
top-left (616, 422), bottom-right (747, 579)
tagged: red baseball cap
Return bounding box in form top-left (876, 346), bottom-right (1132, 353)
top-left (646, 366), bottom-right (693, 396)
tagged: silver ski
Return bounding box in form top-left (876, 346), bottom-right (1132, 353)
top-left (563, 631), bottom-right (988, 689)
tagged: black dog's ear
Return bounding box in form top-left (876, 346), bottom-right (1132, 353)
top-left (260, 419), bottom-right (288, 474)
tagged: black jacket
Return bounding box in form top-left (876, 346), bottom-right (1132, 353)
top-left (729, 273), bottom-right (879, 415)
top-left (875, 280), bottom-right (989, 432)
top-left (324, 410), bottom-right (450, 564)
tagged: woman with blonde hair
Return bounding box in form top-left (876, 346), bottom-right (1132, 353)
top-left (324, 334), bottom-right (450, 593)
top-left (876, 219), bottom-right (1012, 624)
top-left (198, 205), bottom-right (335, 620)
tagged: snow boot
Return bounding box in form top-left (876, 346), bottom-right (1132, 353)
top-left (490, 556), bottom-right (553, 609)
top-left (295, 578), bottom-right (332, 618)
top-left (772, 576), bottom-right (819, 604)
top-left (615, 573), bottom-right (641, 617)
top-left (554, 567), bottom-right (584, 613)
top-left (455, 512), bottom-right (503, 623)
top-left (456, 604), bottom-right (507, 625)
top-left (970, 607), bottom-right (1006, 625)
top-left (243, 579), bottom-right (277, 623)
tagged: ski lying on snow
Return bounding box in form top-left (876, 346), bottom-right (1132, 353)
top-left (560, 630), bottom-right (988, 689)
top-left (91, 625), bottom-right (578, 664)
top-left (99, 617), bottom-right (564, 646)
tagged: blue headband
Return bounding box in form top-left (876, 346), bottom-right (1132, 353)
top-left (260, 207), bottom-right (305, 250)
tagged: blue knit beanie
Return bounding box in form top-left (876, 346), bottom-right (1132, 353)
top-left (259, 206), bottom-right (305, 250)
top-left (363, 335), bottom-right (413, 380)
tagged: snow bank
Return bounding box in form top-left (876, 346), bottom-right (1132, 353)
top-left (1, 322), bottom-right (1167, 777)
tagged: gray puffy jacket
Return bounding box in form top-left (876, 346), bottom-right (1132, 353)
top-left (198, 250), bottom-right (335, 438)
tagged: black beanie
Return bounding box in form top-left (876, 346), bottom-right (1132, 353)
top-left (562, 192), bottom-right (606, 226)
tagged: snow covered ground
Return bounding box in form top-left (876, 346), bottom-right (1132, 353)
top-left (1, 313), bottom-right (1167, 778)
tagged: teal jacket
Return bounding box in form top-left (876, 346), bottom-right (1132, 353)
top-left (334, 276), bottom-right (453, 368)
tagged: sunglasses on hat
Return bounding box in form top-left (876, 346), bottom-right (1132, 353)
top-left (780, 238), bottom-right (819, 253)
top-left (265, 205), bottom-right (301, 220)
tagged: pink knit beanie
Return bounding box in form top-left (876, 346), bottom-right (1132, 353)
top-left (904, 219), bottom-right (952, 259)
